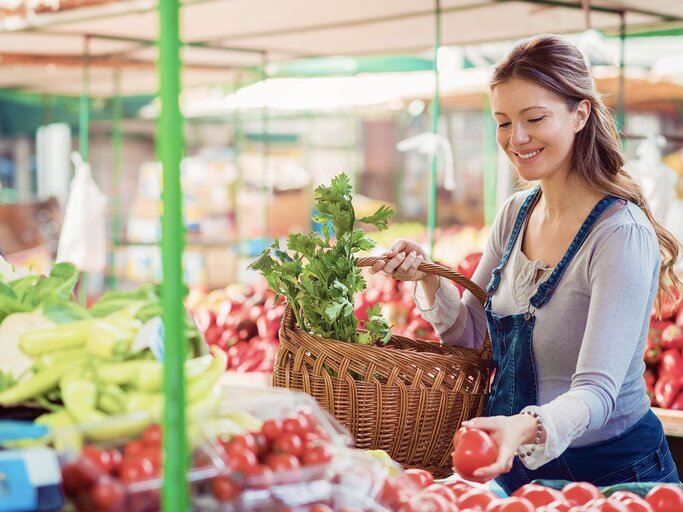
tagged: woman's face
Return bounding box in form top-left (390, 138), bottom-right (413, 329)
top-left (490, 78), bottom-right (589, 183)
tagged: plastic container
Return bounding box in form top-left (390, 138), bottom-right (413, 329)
top-left (194, 481), bottom-right (390, 512)
top-left (48, 387), bottom-right (354, 511)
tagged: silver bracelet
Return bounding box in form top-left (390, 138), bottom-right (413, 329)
top-left (516, 410), bottom-right (544, 459)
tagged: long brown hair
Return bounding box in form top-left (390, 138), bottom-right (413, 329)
top-left (490, 34), bottom-right (681, 312)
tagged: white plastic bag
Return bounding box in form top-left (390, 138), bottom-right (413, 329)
top-left (56, 152), bottom-right (108, 273)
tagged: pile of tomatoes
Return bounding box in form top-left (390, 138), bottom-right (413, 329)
top-left (60, 424), bottom-right (164, 512)
top-left (209, 407), bottom-right (336, 504)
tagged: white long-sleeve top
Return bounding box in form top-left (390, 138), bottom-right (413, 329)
top-left (415, 191), bottom-right (659, 469)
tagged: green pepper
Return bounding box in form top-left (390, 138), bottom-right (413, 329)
top-left (86, 320), bottom-right (134, 359)
top-left (124, 391), bottom-right (163, 420)
top-left (85, 413), bottom-right (153, 442)
top-left (35, 409), bottom-right (82, 452)
top-left (60, 372), bottom-right (106, 424)
top-left (186, 347), bottom-right (227, 403)
top-left (20, 319), bottom-right (92, 356)
top-left (0, 358), bottom-right (86, 406)
top-left (134, 353), bottom-right (214, 392)
top-left (96, 360), bottom-right (158, 386)
top-left (97, 384), bottom-right (126, 414)
top-left (35, 348), bottom-right (86, 371)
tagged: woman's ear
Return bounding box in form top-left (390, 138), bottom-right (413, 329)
top-left (574, 99), bottom-right (591, 133)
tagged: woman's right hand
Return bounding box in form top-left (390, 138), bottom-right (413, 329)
top-left (369, 239), bottom-right (431, 282)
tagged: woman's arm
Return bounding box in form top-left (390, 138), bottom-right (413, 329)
top-left (413, 196), bottom-right (515, 348)
top-left (467, 221), bottom-right (660, 476)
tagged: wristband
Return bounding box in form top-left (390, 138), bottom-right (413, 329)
top-left (516, 410), bottom-right (543, 459)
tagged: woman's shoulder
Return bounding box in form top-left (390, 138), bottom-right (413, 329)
top-left (590, 199), bottom-right (659, 254)
top-left (597, 199), bottom-right (656, 237)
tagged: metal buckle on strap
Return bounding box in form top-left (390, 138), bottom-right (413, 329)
top-left (524, 304), bottom-right (536, 321)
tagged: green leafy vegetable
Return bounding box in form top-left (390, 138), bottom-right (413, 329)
top-left (249, 173), bottom-right (393, 345)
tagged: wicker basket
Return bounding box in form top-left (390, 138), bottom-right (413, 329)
top-left (273, 257), bottom-right (494, 477)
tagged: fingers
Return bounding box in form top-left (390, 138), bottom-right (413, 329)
top-left (395, 251), bottom-right (418, 275)
top-left (383, 251), bottom-right (407, 275)
top-left (387, 239), bottom-right (409, 257)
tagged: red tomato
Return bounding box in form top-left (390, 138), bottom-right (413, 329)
top-left (106, 449), bottom-right (122, 475)
top-left (61, 462), bottom-right (97, 495)
top-left (90, 479), bottom-right (125, 510)
top-left (123, 440), bottom-right (146, 459)
top-left (227, 446), bottom-right (259, 474)
top-left (142, 424), bottom-right (162, 446)
top-left (81, 445), bottom-right (110, 474)
top-left (444, 481), bottom-right (474, 499)
top-left (451, 427), bottom-right (499, 479)
top-left (543, 502), bottom-right (573, 512)
top-left (514, 484), bottom-right (566, 507)
top-left (403, 468), bottom-right (435, 489)
top-left (457, 488), bottom-right (497, 510)
top-left (282, 414), bottom-right (310, 436)
top-left (309, 505), bottom-right (334, 512)
top-left (302, 444), bottom-right (333, 466)
top-left (423, 484), bottom-right (458, 503)
top-left (489, 497), bottom-right (535, 512)
top-left (120, 458), bottom-right (154, 483)
top-left (645, 485), bottom-right (683, 512)
top-left (302, 431), bottom-right (323, 449)
top-left (265, 453), bottom-right (300, 472)
top-left (410, 491), bottom-right (453, 512)
top-left (212, 476), bottom-right (241, 502)
top-left (608, 493), bottom-right (653, 512)
top-left (273, 432), bottom-right (304, 457)
top-left (244, 464), bottom-right (274, 489)
top-left (585, 498), bottom-right (628, 512)
top-left (563, 482), bottom-right (603, 506)
top-left (230, 433), bottom-right (257, 452)
top-left (261, 419), bottom-right (284, 442)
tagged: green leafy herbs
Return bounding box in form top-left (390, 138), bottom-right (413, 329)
top-left (249, 173), bottom-right (393, 346)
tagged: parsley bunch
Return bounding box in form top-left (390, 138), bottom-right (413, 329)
top-left (249, 173), bottom-right (394, 345)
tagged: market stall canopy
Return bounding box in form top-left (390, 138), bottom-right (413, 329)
top-left (1, 0), bottom-right (683, 97)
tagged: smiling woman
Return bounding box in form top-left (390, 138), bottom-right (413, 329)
top-left (372, 34), bottom-right (683, 493)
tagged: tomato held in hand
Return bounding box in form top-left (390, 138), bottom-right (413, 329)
top-left (562, 482), bottom-right (603, 506)
top-left (451, 426), bottom-right (499, 479)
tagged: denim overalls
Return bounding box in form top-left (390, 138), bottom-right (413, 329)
top-left (484, 186), bottom-right (679, 494)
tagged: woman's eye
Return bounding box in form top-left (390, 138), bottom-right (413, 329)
top-left (497, 122), bottom-right (511, 129)
top-left (528, 116), bottom-right (545, 123)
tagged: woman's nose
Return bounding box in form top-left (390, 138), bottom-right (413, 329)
top-left (511, 123), bottom-right (531, 146)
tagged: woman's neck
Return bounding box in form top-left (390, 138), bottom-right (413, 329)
top-left (537, 176), bottom-right (599, 221)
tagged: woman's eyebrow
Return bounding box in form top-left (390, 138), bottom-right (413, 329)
top-left (493, 106), bottom-right (548, 116)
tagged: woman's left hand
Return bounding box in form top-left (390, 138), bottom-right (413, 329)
top-left (459, 414), bottom-right (539, 483)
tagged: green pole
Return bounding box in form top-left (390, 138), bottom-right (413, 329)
top-left (78, 35), bottom-right (90, 307)
top-left (616, 12), bottom-right (626, 136)
top-left (427, 0), bottom-right (441, 259)
top-left (158, 1), bottom-right (187, 510)
top-left (483, 96), bottom-right (498, 226)
top-left (108, 68), bottom-right (123, 289)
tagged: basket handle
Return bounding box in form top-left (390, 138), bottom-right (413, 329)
top-left (356, 256), bottom-right (491, 357)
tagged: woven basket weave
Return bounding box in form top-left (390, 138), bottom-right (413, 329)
top-left (273, 257), bottom-right (494, 477)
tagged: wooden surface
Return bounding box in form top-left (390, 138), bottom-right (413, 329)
top-left (653, 407), bottom-right (683, 438)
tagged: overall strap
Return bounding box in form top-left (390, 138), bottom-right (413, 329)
top-left (529, 195), bottom-right (619, 309)
top-left (486, 186), bottom-right (541, 295)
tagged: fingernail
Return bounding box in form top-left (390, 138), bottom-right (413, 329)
top-left (462, 420), bottom-right (472, 426)
top-left (410, 251), bottom-right (416, 257)
top-left (473, 470), bottom-right (483, 477)
top-left (398, 252), bottom-right (405, 258)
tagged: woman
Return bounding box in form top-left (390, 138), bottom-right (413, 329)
top-left (371, 34), bottom-right (681, 493)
